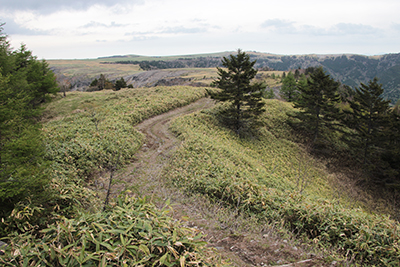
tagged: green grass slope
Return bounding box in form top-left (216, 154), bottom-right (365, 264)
top-left (42, 86), bottom-right (209, 183)
top-left (3, 86), bottom-right (399, 266)
top-left (165, 99), bottom-right (400, 266)
top-left (2, 86), bottom-right (230, 266)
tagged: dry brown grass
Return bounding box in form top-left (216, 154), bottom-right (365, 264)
top-left (48, 59), bottom-right (141, 78)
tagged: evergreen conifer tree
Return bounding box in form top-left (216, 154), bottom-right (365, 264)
top-left (294, 68), bottom-right (300, 80)
top-left (0, 24), bottom-right (57, 216)
top-left (114, 77), bottom-right (127, 91)
top-left (280, 71), bottom-right (298, 102)
top-left (207, 49), bottom-right (266, 134)
top-left (381, 110), bottom-right (400, 183)
top-left (98, 74), bottom-right (106, 90)
top-left (345, 78), bottom-right (391, 165)
top-left (291, 66), bottom-right (341, 145)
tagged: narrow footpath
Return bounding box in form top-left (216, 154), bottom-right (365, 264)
top-left (102, 97), bottom-right (329, 267)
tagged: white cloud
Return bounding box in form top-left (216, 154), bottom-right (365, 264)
top-left (81, 21), bottom-right (129, 29)
top-left (261, 19), bottom-right (297, 34)
top-left (261, 20), bottom-right (380, 37)
top-left (160, 26), bottom-right (207, 34)
top-left (326, 23), bottom-right (379, 36)
top-left (300, 23), bottom-right (381, 38)
top-left (1, 17), bottom-right (51, 35)
top-left (0, 0), bottom-right (144, 13)
top-left (1, 0), bottom-right (399, 58)
top-left (391, 23), bottom-right (400, 32)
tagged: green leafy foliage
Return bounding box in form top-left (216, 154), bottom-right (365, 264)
top-left (44, 114), bottom-right (142, 180)
top-left (1, 197), bottom-right (225, 266)
top-left (0, 25), bottom-right (58, 216)
top-left (281, 198), bottom-right (400, 266)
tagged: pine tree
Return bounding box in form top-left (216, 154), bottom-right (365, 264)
top-left (345, 78), bottom-right (391, 166)
top-left (291, 67), bottom-right (341, 145)
top-left (207, 49), bottom-right (266, 135)
top-left (90, 78), bottom-right (98, 87)
top-left (114, 77), bottom-right (127, 91)
top-left (380, 110), bottom-right (400, 183)
top-left (0, 24), bottom-right (57, 216)
top-left (280, 71), bottom-right (298, 102)
top-left (98, 74), bottom-right (106, 90)
top-left (294, 68), bottom-right (300, 80)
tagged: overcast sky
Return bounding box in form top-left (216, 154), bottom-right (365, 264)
top-left (1, 0), bottom-right (399, 59)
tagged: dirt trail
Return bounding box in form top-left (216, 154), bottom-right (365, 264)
top-left (117, 97), bottom-right (214, 200)
top-left (102, 98), bottom-right (329, 267)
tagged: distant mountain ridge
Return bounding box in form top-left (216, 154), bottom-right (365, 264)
top-left (249, 52), bottom-right (400, 102)
top-left (102, 51), bottom-right (400, 102)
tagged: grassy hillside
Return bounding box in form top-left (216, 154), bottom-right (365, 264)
top-left (3, 86), bottom-right (400, 266)
top-left (165, 99), bottom-right (400, 266)
top-left (97, 52), bottom-right (233, 63)
top-left (49, 59), bottom-right (141, 77)
top-left (167, 100), bottom-right (335, 199)
top-left (42, 86), bottom-right (210, 182)
top-left (2, 86), bottom-right (230, 266)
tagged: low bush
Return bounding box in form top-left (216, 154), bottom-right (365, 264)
top-left (1, 197), bottom-right (226, 266)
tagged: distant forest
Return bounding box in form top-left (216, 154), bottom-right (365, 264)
top-left (103, 57), bottom-right (223, 70)
top-left (103, 53), bottom-right (400, 103)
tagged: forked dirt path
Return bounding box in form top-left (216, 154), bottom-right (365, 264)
top-left (105, 97), bottom-right (329, 267)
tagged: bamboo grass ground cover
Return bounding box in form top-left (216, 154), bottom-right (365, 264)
top-left (44, 86), bottom-right (209, 182)
top-left (2, 86), bottom-right (229, 266)
top-left (1, 197), bottom-right (227, 266)
top-left (165, 99), bottom-right (400, 266)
